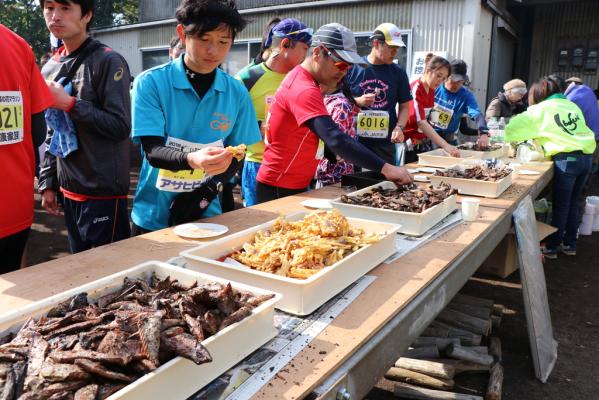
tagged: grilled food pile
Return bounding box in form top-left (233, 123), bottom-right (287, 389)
top-left (0, 274), bottom-right (273, 399)
top-left (232, 210), bottom-right (380, 279)
top-left (434, 165), bottom-right (512, 181)
top-left (457, 143), bottom-right (503, 152)
top-left (340, 183), bottom-right (457, 213)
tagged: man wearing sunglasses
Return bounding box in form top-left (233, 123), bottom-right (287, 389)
top-left (345, 23), bottom-right (412, 165)
top-left (256, 23), bottom-right (413, 203)
top-left (236, 18), bottom-right (312, 207)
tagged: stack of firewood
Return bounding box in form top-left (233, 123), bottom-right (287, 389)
top-left (386, 294), bottom-right (504, 400)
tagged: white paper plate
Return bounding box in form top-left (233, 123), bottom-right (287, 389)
top-left (414, 174), bottom-right (430, 182)
top-left (518, 169), bottom-right (541, 175)
top-left (300, 198), bottom-right (332, 209)
top-left (173, 223), bottom-right (229, 239)
top-left (418, 167), bottom-right (439, 174)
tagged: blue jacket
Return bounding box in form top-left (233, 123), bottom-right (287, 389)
top-left (566, 84), bottom-right (599, 141)
top-left (433, 85), bottom-right (487, 136)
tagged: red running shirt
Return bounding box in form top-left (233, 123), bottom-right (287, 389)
top-left (403, 78), bottom-right (435, 142)
top-left (0, 24), bottom-right (54, 238)
top-left (257, 66), bottom-right (330, 189)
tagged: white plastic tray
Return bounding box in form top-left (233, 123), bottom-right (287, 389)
top-left (429, 172), bottom-right (513, 198)
top-left (0, 261), bottom-right (281, 400)
top-left (180, 212), bottom-right (400, 315)
top-left (417, 148), bottom-right (502, 168)
top-left (329, 181), bottom-right (457, 236)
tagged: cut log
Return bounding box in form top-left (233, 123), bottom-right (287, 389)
top-left (431, 321), bottom-right (482, 346)
top-left (394, 382), bottom-right (483, 400)
top-left (452, 294), bottom-right (494, 309)
top-left (385, 367), bottom-right (454, 390)
top-left (447, 302), bottom-right (492, 320)
top-left (485, 363), bottom-right (503, 400)
top-left (446, 344), bottom-right (493, 367)
top-left (492, 304), bottom-right (504, 316)
top-left (491, 314), bottom-right (502, 330)
top-left (394, 358), bottom-right (456, 380)
top-left (437, 309), bottom-right (491, 336)
top-left (402, 346), bottom-right (441, 360)
top-left (422, 326), bottom-right (449, 338)
top-left (434, 359), bottom-right (491, 374)
top-left (468, 346), bottom-right (489, 355)
top-left (413, 337), bottom-right (460, 350)
top-left (489, 337), bottom-right (502, 363)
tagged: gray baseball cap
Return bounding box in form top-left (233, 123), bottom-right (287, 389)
top-left (311, 23), bottom-right (365, 65)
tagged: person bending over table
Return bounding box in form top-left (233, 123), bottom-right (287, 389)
top-left (403, 53), bottom-right (459, 164)
top-left (505, 75), bottom-right (596, 259)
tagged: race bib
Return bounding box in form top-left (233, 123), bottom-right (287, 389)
top-left (155, 138), bottom-right (224, 193)
top-left (0, 91), bottom-right (24, 146)
top-left (357, 110), bottom-right (389, 138)
top-left (429, 103), bottom-right (454, 130)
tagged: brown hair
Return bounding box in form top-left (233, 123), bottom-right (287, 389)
top-left (424, 53), bottom-right (451, 75)
top-left (528, 76), bottom-right (564, 105)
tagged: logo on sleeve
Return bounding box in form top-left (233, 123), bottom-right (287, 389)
top-left (114, 67), bottom-right (124, 82)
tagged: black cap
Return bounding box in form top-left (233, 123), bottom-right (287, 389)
top-left (449, 59), bottom-right (469, 84)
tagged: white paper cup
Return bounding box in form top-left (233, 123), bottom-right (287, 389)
top-left (462, 198), bottom-right (480, 222)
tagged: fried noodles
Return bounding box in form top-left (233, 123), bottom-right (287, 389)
top-left (231, 210), bottom-right (380, 279)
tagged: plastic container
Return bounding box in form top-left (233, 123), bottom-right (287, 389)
top-left (329, 181), bottom-right (457, 236)
top-left (181, 212), bottom-right (400, 316)
top-left (417, 148), bottom-right (501, 168)
top-left (429, 171), bottom-right (513, 198)
top-left (0, 261), bottom-right (281, 400)
top-left (587, 196), bottom-right (599, 231)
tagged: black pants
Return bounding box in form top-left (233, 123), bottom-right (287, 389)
top-left (0, 228), bottom-right (30, 274)
top-left (63, 197), bottom-right (130, 254)
top-left (256, 181), bottom-right (306, 204)
top-left (131, 223), bottom-right (153, 236)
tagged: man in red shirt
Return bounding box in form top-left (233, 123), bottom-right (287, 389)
top-left (257, 23), bottom-right (412, 202)
top-left (0, 24), bottom-right (55, 273)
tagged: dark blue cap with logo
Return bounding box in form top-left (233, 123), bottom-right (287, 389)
top-left (265, 18), bottom-right (313, 47)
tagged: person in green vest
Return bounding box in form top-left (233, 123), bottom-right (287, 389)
top-left (505, 75), bottom-right (596, 259)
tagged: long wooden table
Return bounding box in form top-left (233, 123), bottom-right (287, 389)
top-left (0, 162), bottom-right (553, 400)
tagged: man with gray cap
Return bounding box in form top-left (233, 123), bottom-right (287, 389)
top-left (345, 23), bottom-right (412, 165)
top-left (256, 23), bottom-right (413, 202)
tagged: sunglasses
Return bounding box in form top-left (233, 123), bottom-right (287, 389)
top-left (320, 44), bottom-right (351, 72)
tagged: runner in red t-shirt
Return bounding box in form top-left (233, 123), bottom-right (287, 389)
top-left (403, 53), bottom-right (459, 163)
top-left (0, 24), bottom-right (54, 272)
top-left (257, 23), bottom-right (413, 202)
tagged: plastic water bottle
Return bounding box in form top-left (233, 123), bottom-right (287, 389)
top-left (491, 117), bottom-right (506, 144)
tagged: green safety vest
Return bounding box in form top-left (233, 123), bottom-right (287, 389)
top-left (505, 94), bottom-right (596, 157)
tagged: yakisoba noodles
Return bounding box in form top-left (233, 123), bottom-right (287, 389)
top-left (231, 210), bottom-right (380, 279)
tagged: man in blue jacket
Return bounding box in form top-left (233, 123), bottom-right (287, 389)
top-left (432, 59), bottom-right (489, 147)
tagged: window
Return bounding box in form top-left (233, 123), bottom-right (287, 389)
top-left (354, 31), bottom-right (412, 71)
top-left (221, 43), bottom-right (250, 76)
top-left (142, 48), bottom-right (169, 71)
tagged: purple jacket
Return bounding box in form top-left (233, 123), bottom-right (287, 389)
top-left (566, 84), bottom-right (599, 141)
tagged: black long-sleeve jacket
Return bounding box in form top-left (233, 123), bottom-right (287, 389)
top-left (39, 38), bottom-right (131, 196)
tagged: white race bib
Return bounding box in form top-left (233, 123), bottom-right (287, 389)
top-left (155, 138), bottom-right (223, 193)
top-left (428, 103), bottom-right (454, 130)
top-left (356, 110), bottom-right (389, 138)
top-left (0, 91), bottom-right (24, 146)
